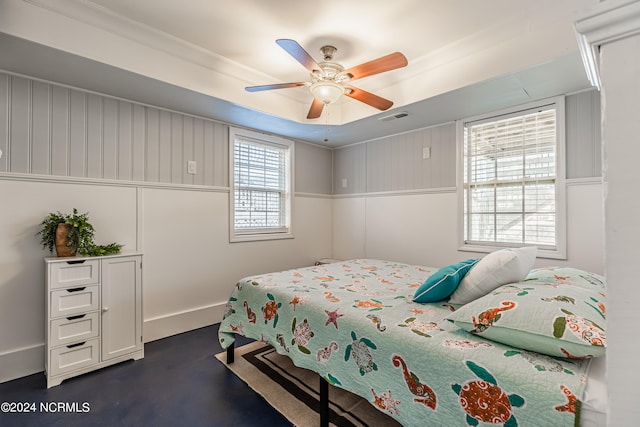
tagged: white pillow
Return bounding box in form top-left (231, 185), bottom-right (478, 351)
top-left (448, 247), bottom-right (537, 304)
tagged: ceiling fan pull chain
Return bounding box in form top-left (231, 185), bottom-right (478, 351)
top-left (324, 108), bottom-right (330, 142)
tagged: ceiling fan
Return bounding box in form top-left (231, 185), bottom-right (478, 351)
top-left (245, 39), bottom-right (408, 119)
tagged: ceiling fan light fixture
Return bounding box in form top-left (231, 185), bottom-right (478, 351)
top-left (310, 81), bottom-right (344, 105)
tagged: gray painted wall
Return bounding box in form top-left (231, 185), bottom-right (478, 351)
top-left (333, 122), bottom-right (457, 195)
top-left (333, 90), bottom-right (601, 195)
top-left (0, 73), bottom-right (332, 194)
top-left (0, 72), bottom-right (597, 195)
top-left (566, 89), bottom-right (601, 179)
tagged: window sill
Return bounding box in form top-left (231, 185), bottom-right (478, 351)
top-left (458, 244), bottom-right (567, 260)
top-left (230, 232), bottom-right (294, 243)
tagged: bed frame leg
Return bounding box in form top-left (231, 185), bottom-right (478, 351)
top-left (319, 376), bottom-right (329, 427)
top-left (226, 340), bottom-right (235, 364)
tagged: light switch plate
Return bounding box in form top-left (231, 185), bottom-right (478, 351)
top-left (187, 160), bottom-right (197, 174)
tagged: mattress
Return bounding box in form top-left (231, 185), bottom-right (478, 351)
top-left (219, 259), bottom-right (607, 426)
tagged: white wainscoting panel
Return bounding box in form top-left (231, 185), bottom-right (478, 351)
top-left (140, 189), bottom-right (333, 342)
top-left (331, 183), bottom-right (603, 274)
top-left (0, 178), bottom-right (138, 382)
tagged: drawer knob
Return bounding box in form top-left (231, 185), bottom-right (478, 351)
top-left (66, 287), bottom-right (86, 293)
top-left (102, 307), bottom-right (109, 313)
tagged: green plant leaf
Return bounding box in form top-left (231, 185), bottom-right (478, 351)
top-left (36, 209), bottom-right (121, 256)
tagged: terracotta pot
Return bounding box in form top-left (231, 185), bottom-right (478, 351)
top-left (55, 223), bottom-right (76, 257)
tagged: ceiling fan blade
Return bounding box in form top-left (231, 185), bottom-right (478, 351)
top-left (276, 39), bottom-right (322, 73)
top-left (344, 86), bottom-right (393, 110)
top-left (343, 52), bottom-right (408, 81)
top-left (245, 82), bottom-right (307, 92)
top-left (307, 98), bottom-right (324, 119)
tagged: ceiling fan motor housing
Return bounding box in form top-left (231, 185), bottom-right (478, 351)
top-left (311, 46), bottom-right (347, 105)
top-left (320, 45), bottom-right (337, 60)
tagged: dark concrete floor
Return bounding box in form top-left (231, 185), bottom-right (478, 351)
top-left (0, 324), bottom-right (291, 427)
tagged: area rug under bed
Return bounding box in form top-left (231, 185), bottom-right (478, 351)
top-left (215, 341), bottom-right (400, 427)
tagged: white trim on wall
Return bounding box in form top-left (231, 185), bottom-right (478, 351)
top-left (456, 96), bottom-right (567, 260)
top-left (228, 126), bottom-right (296, 243)
top-left (332, 187), bottom-right (457, 199)
top-left (0, 343), bottom-right (44, 383)
top-left (143, 303), bottom-right (227, 343)
top-left (575, 2), bottom-right (640, 425)
top-left (0, 172), bottom-right (229, 192)
top-left (574, 0), bottom-right (640, 89)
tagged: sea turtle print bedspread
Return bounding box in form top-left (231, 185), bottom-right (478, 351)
top-left (219, 259), bottom-right (591, 426)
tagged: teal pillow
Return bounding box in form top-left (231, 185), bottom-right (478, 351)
top-left (413, 259), bottom-right (479, 303)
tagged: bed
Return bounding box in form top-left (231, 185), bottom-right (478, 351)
top-left (219, 255), bottom-right (607, 426)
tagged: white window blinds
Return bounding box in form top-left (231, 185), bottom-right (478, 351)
top-left (232, 135), bottom-right (292, 236)
top-left (463, 106), bottom-right (558, 250)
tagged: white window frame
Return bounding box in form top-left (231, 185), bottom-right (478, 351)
top-left (229, 127), bottom-right (294, 243)
top-left (457, 97), bottom-right (566, 259)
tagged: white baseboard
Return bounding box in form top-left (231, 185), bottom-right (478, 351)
top-left (0, 343), bottom-right (45, 384)
top-left (143, 303), bottom-right (227, 343)
top-left (0, 304), bottom-right (226, 384)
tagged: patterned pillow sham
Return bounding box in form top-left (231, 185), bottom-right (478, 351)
top-left (525, 266), bottom-right (606, 290)
top-left (447, 267), bottom-right (606, 358)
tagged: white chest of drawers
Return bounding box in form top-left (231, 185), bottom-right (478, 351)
top-left (45, 253), bottom-right (143, 388)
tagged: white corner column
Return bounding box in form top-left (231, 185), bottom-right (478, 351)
top-left (575, 1), bottom-right (640, 425)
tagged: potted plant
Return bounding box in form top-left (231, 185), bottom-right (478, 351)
top-left (37, 208), bottom-right (123, 257)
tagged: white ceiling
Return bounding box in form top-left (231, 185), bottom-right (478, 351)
top-left (0, 0), bottom-right (598, 146)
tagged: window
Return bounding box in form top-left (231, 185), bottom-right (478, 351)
top-left (459, 97), bottom-right (566, 258)
top-left (229, 128), bottom-right (294, 242)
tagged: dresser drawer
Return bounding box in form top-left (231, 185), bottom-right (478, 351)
top-left (49, 259), bottom-right (99, 289)
top-left (50, 286), bottom-right (99, 318)
top-left (50, 312), bottom-right (100, 347)
top-left (49, 339), bottom-right (100, 377)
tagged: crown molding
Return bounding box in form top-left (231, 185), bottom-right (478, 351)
top-left (574, 0), bottom-right (640, 89)
top-left (3, 0), bottom-right (599, 132)
top-left (21, 0), bottom-right (273, 84)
